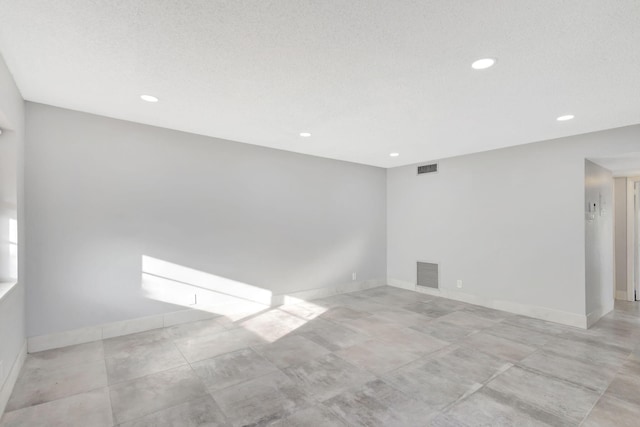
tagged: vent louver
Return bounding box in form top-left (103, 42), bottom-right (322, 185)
top-left (417, 163), bottom-right (438, 175)
top-left (417, 262), bottom-right (439, 289)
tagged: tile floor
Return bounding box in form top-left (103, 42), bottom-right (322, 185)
top-left (2, 286), bottom-right (640, 426)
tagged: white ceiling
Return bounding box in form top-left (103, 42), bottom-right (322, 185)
top-left (591, 152), bottom-right (640, 177)
top-left (0, 1), bottom-right (639, 168)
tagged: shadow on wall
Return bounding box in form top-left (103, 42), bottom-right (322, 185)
top-left (141, 255), bottom-right (328, 341)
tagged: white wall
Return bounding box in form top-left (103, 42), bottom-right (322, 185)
top-left (387, 124), bottom-right (640, 327)
top-left (0, 53), bottom-right (25, 414)
top-left (584, 160), bottom-right (613, 323)
top-left (25, 103), bottom-right (387, 337)
top-left (614, 177), bottom-right (628, 295)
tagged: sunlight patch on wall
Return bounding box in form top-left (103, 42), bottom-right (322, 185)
top-left (141, 255), bottom-right (274, 321)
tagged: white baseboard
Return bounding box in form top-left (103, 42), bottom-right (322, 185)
top-left (387, 278), bottom-right (589, 329)
top-left (0, 340), bottom-right (26, 417)
top-left (27, 279), bottom-right (385, 353)
top-left (273, 278), bottom-right (385, 305)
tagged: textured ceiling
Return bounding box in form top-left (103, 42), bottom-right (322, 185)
top-left (0, 1), bottom-right (639, 167)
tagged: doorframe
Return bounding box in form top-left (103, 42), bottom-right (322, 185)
top-left (626, 176), bottom-right (640, 301)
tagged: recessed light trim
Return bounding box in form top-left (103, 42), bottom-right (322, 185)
top-left (471, 58), bottom-right (496, 70)
top-left (556, 114), bottom-right (575, 121)
top-left (140, 94), bottom-right (159, 103)
top-left (299, 132), bottom-right (311, 137)
top-left (389, 152), bottom-right (399, 157)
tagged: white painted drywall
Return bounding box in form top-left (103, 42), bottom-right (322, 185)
top-left (25, 103), bottom-right (387, 337)
top-left (0, 52), bottom-right (25, 410)
top-left (584, 160), bottom-right (613, 318)
top-left (387, 124), bottom-right (640, 321)
top-left (614, 177), bottom-right (628, 294)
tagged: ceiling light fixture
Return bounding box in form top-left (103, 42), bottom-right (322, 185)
top-left (471, 58), bottom-right (496, 70)
top-left (389, 152), bottom-right (399, 157)
top-left (140, 94), bottom-right (159, 103)
top-left (556, 114), bottom-right (575, 121)
top-left (299, 132), bottom-right (311, 137)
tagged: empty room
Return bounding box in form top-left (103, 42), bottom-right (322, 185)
top-left (1, 1), bottom-right (640, 426)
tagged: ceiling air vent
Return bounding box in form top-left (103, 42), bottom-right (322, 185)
top-left (417, 163), bottom-right (438, 175)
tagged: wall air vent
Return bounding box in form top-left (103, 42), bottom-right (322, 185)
top-left (417, 163), bottom-right (438, 175)
top-left (417, 262), bottom-right (439, 289)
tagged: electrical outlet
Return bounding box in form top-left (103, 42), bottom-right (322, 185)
top-left (352, 272), bottom-right (357, 281)
top-left (190, 293), bottom-right (198, 306)
top-left (456, 279), bottom-right (463, 289)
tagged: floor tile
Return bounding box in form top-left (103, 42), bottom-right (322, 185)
top-left (211, 371), bottom-right (308, 427)
top-left (335, 339), bottom-right (422, 375)
top-left (191, 348), bottom-right (278, 392)
top-left (295, 318), bottom-right (369, 351)
top-left (376, 326), bottom-right (451, 355)
top-left (117, 395), bottom-right (228, 427)
top-left (461, 305), bottom-right (515, 321)
top-left (434, 311), bottom-right (500, 330)
top-left (278, 301), bottom-right (330, 320)
top-left (22, 341), bottom-right (104, 371)
top-left (173, 326), bottom-right (267, 363)
top-left (423, 346), bottom-right (511, 385)
top-left (0, 388), bottom-right (112, 427)
top-left (106, 340), bottom-right (186, 384)
top-left (267, 404), bottom-right (348, 426)
top-left (519, 350), bottom-right (615, 391)
top-left (382, 356), bottom-right (483, 410)
top-left (403, 301), bottom-right (453, 318)
top-left (369, 308), bottom-right (432, 328)
top-left (324, 379), bottom-right (436, 427)
top-left (103, 329), bottom-right (171, 358)
top-left (319, 306), bottom-right (371, 322)
top-left (366, 290), bottom-right (434, 306)
top-left (6, 359), bottom-right (107, 411)
top-left (343, 315), bottom-right (411, 337)
top-left (541, 336), bottom-right (630, 368)
top-left (345, 298), bottom-right (395, 314)
top-left (4, 289), bottom-right (640, 427)
top-left (109, 365), bottom-right (208, 424)
top-left (460, 332), bottom-right (536, 362)
top-left (165, 316), bottom-right (232, 340)
top-left (312, 294), bottom-right (363, 308)
top-left (505, 316), bottom-right (590, 341)
top-left (485, 366), bottom-right (600, 423)
top-left (582, 393), bottom-right (640, 427)
top-left (439, 387), bottom-right (571, 427)
top-left (282, 353), bottom-right (375, 401)
top-left (343, 317), bottom-right (450, 355)
top-left (236, 309), bottom-right (308, 342)
top-left (482, 322), bottom-right (556, 348)
top-left (349, 287), bottom-right (396, 299)
top-left (606, 371), bottom-right (640, 406)
top-left (410, 319), bottom-right (474, 342)
top-left (252, 334), bottom-right (330, 368)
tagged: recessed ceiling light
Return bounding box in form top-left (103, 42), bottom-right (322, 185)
top-left (140, 94), bottom-right (159, 103)
top-left (299, 132), bottom-right (311, 137)
top-left (471, 58), bottom-right (496, 70)
top-left (556, 114), bottom-right (574, 121)
top-left (389, 152), bottom-right (399, 157)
